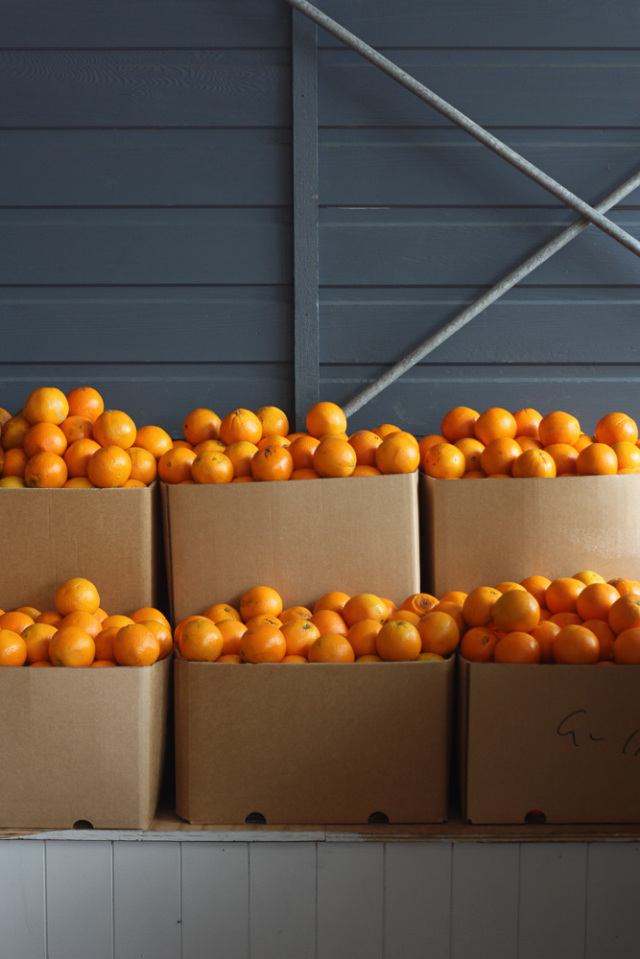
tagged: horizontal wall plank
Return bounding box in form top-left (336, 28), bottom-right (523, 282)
top-left (0, 288), bottom-right (292, 362)
top-left (0, 209), bottom-right (291, 285)
top-left (318, 0), bottom-right (640, 49)
top-left (319, 50), bottom-right (640, 129)
top-left (0, 52), bottom-right (290, 128)
top-left (0, 129), bottom-right (292, 207)
top-left (3, 0), bottom-right (290, 48)
top-left (319, 208), bottom-right (640, 287)
top-left (319, 130), bottom-right (640, 208)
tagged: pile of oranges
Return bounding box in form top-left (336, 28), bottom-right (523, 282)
top-left (0, 386), bottom-right (173, 489)
top-left (421, 406), bottom-right (640, 478)
top-left (0, 577), bottom-right (172, 667)
top-left (160, 400), bottom-right (421, 483)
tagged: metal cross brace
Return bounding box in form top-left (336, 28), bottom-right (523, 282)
top-left (287, 0), bottom-right (640, 416)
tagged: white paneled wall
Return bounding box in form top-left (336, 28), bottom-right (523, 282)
top-left (1, 836), bottom-right (639, 959)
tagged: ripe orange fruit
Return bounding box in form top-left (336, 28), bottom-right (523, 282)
top-left (313, 591), bottom-right (351, 614)
top-left (373, 423), bottom-right (400, 439)
top-left (22, 622), bottom-right (56, 664)
top-left (346, 619), bottom-right (382, 658)
top-left (519, 575), bottom-right (550, 607)
top-left (251, 444), bottom-right (294, 481)
top-left (512, 408), bottom-right (542, 439)
top-left (538, 410), bottom-right (581, 447)
top-left (576, 443), bottom-right (618, 476)
top-left (308, 633), bottom-right (355, 663)
top-left (479, 437), bottom-right (522, 476)
top-left (240, 586), bottom-right (283, 623)
top-left (543, 443), bottom-right (578, 475)
top-left (401, 592), bottom-right (439, 617)
top-left (493, 581), bottom-right (525, 594)
top-left (222, 441), bottom-right (258, 478)
top-left (575, 582), bottom-right (620, 621)
top-left (612, 627), bottom-right (640, 664)
top-left (511, 449), bottom-right (557, 478)
top-left (462, 586), bottom-right (502, 627)
top-left (608, 577), bottom-right (640, 597)
top-left (203, 603), bottom-right (241, 624)
top-left (552, 624), bottom-right (600, 664)
top-left (545, 577), bottom-right (585, 614)
top-left (581, 619), bottom-right (615, 661)
top-left (49, 626), bottom-right (96, 667)
top-left (594, 412), bottom-right (638, 446)
top-left (183, 408), bottom-right (221, 445)
top-left (281, 619), bottom-right (320, 658)
top-left (24, 386), bottom-right (69, 425)
top-left (0, 629), bottom-right (28, 666)
top-left (216, 619), bottom-right (247, 657)
top-left (176, 618), bottom-right (222, 662)
top-left (288, 434), bottom-right (320, 470)
top-left (494, 631), bottom-right (541, 664)
top-left (94, 627), bottom-right (118, 662)
top-left (342, 593), bottom-right (388, 627)
top-left (313, 436), bottom-right (357, 478)
top-left (0, 610), bottom-right (35, 634)
top-left (240, 622), bottom-right (286, 663)
top-left (66, 386), bottom-right (104, 423)
top-left (55, 577), bottom-right (100, 616)
top-left (93, 410), bottom-right (137, 449)
top-left (57, 610), bottom-right (102, 638)
top-left (608, 594), bottom-right (640, 635)
top-left (127, 446), bottom-right (158, 485)
top-left (305, 401), bottom-right (347, 439)
top-left (2, 446), bottom-right (28, 477)
top-left (64, 437), bottom-right (101, 477)
top-left (348, 430), bottom-right (383, 467)
top-left (375, 431), bottom-right (420, 474)
top-left (416, 611), bottom-right (460, 656)
top-left (86, 445), bottom-right (132, 487)
top-left (612, 441), bottom-right (640, 472)
top-left (1, 413), bottom-right (31, 450)
top-left (459, 625), bottom-right (499, 662)
top-left (114, 622), bottom-right (161, 666)
top-left (431, 600), bottom-right (465, 633)
top-left (23, 422), bottom-right (67, 458)
top-left (191, 449), bottom-right (234, 484)
top-left (158, 446), bottom-right (196, 483)
top-left (422, 442), bottom-right (466, 479)
top-left (454, 437), bottom-right (485, 472)
top-left (309, 608), bottom-right (348, 637)
top-left (473, 408), bottom-right (517, 445)
top-left (255, 406), bottom-right (289, 437)
top-left (219, 408), bottom-right (262, 446)
top-left (134, 424), bottom-right (173, 459)
top-left (491, 589), bottom-right (540, 633)
top-left (529, 620), bottom-right (561, 663)
top-left (24, 450), bottom-right (68, 488)
top-left (101, 613), bottom-right (135, 631)
top-left (280, 605), bottom-right (313, 623)
top-left (440, 406), bottom-right (480, 442)
top-left (351, 465), bottom-right (381, 477)
top-left (375, 619), bottom-right (422, 661)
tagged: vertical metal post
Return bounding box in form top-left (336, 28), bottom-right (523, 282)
top-left (292, 8), bottom-right (320, 430)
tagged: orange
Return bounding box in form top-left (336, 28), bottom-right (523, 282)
top-left (576, 442), bottom-right (618, 476)
top-left (493, 581), bottom-right (525, 594)
top-left (100, 613), bottom-right (135, 631)
top-left (552, 624), bottom-right (600, 664)
top-left (491, 589), bottom-right (540, 633)
top-left (57, 610), bottom-right (102, 638)
top-left (216, 654), bottom-right (242, 664)
top-left (438, 590), bottom-right (467, 607)
top-left (612, 441), bottom-right (640, 472)
top-left (346, 619), bottom-right (382, 658)
top-left (219, 408), bottom-right (262, 446)
top-left (244, 613), bottom-right (282, 628)
top-left (288, 434), bottom-right (320, 470)
top-left (545, 577), bottom-right (585, 614)
top-left (373, 423), bottom-right (401, 439)
top-left (49, 626), bottom-right (96, 667)
top-left (351, 465), bottom-right (381, 477)
top-left (64, 437), bottom-right (101, 477)
top-left (581, 619), bottom-right (615, 661)
top-left (538, 410), bottom-right (581, 447)
top-left (65, 476), bottom-right (96, 488)
top-left (516, 436), bottom-right (542, 451)
top-left (416, 611), bottom-right (460, 656)
top-left (594, 412), bottom-right (638, 446)
top-left (94, 627), bottom-right (118, 663)
top-left (529, 620), bottom-right (561, 663)
top-left (216, 619), bottom-right (247, 657)
top-left (494, 631), bottom-right (541, 664)
top-left (290, 467), bottom-right (320, 479)
top-left (130, 606), bottom-right (170, 628)
top-left (127, 446), bottom-right (157, 485)
top-left (608, 577), bottom-right (640, 597)
top-left (473, 408), bottom-right (517, 445)
top-left (305, 401), bottom-right (347, 439)
top-left (24, 386), bottom-right (69, 425)
top-left (2, 446), bottom-right (28, 477)
top-left (114, 622), bottom-right (161, 666)
top-left (375, 619), bottom-right (421, 661)
top-left (356, 654), bottom-right (383, 662)
top-left (431, 600), bottom-right (466, 634)
top-left (440, 406), bottom-right (479, 442)
top-left (0, 610), bottom-right (35, 635)
top-left (203, 602), bottom-right (241, 624)
top-left (479, 437), bottom-right (522, 476)
top-left (548, 611), bottom-right (583, 628)
top-left (14, 605), bottom-right (40, 620)
top-left (313, 591), bottom-right (351, 614)
top-left (418, 434), bottom-right (446, 458)
top-left (574, 433), bottom-right (593, 452)
top-left (66, 386), bottom-right (104, 423)
top-left (183, 408), bottom-right (221, 445)
top-left (511, 449), bottom-right (557, 478)
top-left (401, 592), bottom-right (439, 617)
top-left (191, 449), bottom-right (234, 484)
top-left (313, 436), bottom-right (357, 478)
top-left (251, 445), bottom-right (294, 481)
top-left (158, 446), bottom-right (196, 483)
top-left (22, 622), bottom-right (56, 664)
top-left (54, 577), bottom-right (100, 616)
top-left (573, 570), bottom-right (606, 586)
top-left (348, 430), bottom-right (383, 467)
top-left (173, 614), bottom-right (210, 647)
top-left (257, 434), bottom-right (290, 451)
top-left (512, 408), bottom-right (542, 439)
top-left (281, 619), bottom-right (320, 658)
top-left (309, 608), bottom-right (348, 637)
top-left (422, 442), bottom-right (466, 479)
top-left (223, 441), bottom-right (258, 478)
top-left (23, 422), bottom-right (67, 458)
top-left (308, 633), bottom-right (355, 663)
top-left (543, 443), bottom-right (578, 475)
top-left (454, 437), bottom-right (485, 472)
top-left (462, 586), bottom-right (502, 627)
top-left (255, 406), bottom-right (289, 437)
top-left (280, 605), bottom-right (313, 623)
top-left (240, 585), bottom-right (283, 623)
top-left (93, 410), bottom-right (137, 449)
top-left (24, 450), bottom-right (68, 488)
top-left (35, 610), bottom-right (63, 627)
top-left (60, 415), bottom-right (93, 444)
top-left (375, 432), bottom-right (420, 474)
top-left (388, 609), bottom-right (421, 625)
top-left (0, 476), bottom-right (26, 488)
top-left (342, 593), bottom-right (388, 627)
top-left (612, 627), bottom-right (640, 664)
top-left (240, 622), bottom-right (286, 663)
top-left (134, 424), bottom-right (173, 459)
top-left (177, 618), bottom-right (222, 662)
top-left (575, 582), bottom-right (620, 621)
top-left (86, 445), bottom-right (132, 487)
top-left (0, 629), bottom-right (28, 666)
top-left (608, 594), bottom-right (640, 635)
top-left (1, 413), bottom-right (31, 450)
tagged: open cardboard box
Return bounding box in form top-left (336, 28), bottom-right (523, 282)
top-left (0, 655), bottom-right (171, 830)
top-left (175, 655), bottom-right (454, 826)
top-left (459, 657), bottom-right (640, 824)
top-left (421, 473), bottom-right (640, 596)
top-left (162, 473), bottom-right (421, 624)
top-left (0, 485), bottom-right (163, 614)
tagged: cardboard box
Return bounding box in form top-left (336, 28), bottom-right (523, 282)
top-left (421, 473), bottom-right (640, 596)
top-left (162, 474), bottom-right (420, 624)
top-left (175, 655), bottom-right (454, 826)
top-left (459, 657), bottom-right (640, 824)
top-left (0, 485), bottom-right (162, 614)
top-left (0, 655), bottom-right (171, 830)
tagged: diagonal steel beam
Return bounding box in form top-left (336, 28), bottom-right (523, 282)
top-left (342, 168), bottom-right (640, 417)
top-left (286, 0), bottom-right (640, 259)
